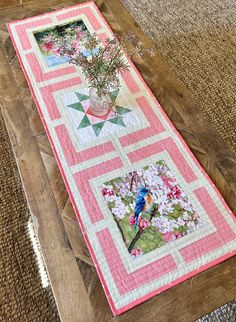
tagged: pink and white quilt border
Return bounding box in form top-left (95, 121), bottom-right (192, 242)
top-left (7, 1), bottom-right (236, 315)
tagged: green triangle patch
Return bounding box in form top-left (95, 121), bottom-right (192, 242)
top-left (78, 114), bottom-right (91, 129)
top-left (92, 122), bottom-right (105, 136)
top-left (67, 102), bottom-right (84, 112)
top-left (108, 117), bottom-right (126, 127)
top-left (110, 89), bottom-right (119, 104)
top-left (115, 105), bottom-right (132, 115)
top-left (75, 92), bottom-right (90, 101)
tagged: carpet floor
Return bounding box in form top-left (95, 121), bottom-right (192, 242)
top-left (0, 109), bottom-right (59, 321)
top-left (0, 0), bottom-right (236, 321)
top-left (122, 0), bottom-right (236, 156)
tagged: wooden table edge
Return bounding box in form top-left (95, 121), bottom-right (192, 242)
top-left (0, 0), bottom-right (235, 321)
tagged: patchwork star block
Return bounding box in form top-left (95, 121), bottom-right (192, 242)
top-left (61, 88), bottom-right (140, 143)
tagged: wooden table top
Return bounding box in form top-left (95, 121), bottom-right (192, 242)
top-left (0, 0), bottom-right (235, 321)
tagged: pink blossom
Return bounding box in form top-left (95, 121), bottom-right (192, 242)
top-left (163, 232), bottom-right (176, 242)
top-left (163, 231), bottom-right (183, 242)
top-left (129, 214), bottom-right (136, 225)
top-left (131, 246), bottom-right (143, 257)
top-left (161, 175), bottom-right (175, 188)
top-left (101, 187), bottom-right (115, 196)
top-left (139, 217), bottom-right (150, 229)
top-left (167, 185), bottom-right (181, 199)
top-left (42, 41), bottom-right (53, 52)
top-left (175, 231), bottom-right (182, 239)
top-left (76, 30), bottom-right (86, 40)
top-left (51, 47), bottom-right (61, 55)
top-left (71, 40), bottom-right (80, 50)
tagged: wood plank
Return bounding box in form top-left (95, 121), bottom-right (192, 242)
top-left (115, 257), bottom-right (236, 322)
top-left (0, 44), bottom-right (94, 322)
top-left (61, 199), bottom-right (94, 266)
top-left (0, 0), bottom-right (20, 8)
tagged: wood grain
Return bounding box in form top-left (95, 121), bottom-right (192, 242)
top-left (0, 44), bottom-right (94, 322)
top-left (0, 0), bottom-right (21, 8)
top-left (0, 0), bottom-right (235, 321)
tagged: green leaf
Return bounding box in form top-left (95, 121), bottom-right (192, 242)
top-left (167, 206), bottom-right (183, 219)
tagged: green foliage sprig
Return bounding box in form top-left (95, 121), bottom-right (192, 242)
top-left (72, 35), bottom-right (130, 96)
top-left (39, 25), bottom-right (156, 97)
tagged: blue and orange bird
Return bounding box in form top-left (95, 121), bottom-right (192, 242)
top-left (134, 187), bottom-right (153, 229)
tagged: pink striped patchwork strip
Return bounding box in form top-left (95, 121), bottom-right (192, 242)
top-left (8, 1), bottom-right (236, 315)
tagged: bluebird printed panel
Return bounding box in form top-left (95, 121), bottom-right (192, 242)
top-left (8, 2), bottom-right (236, 315)
top-left (101, 160), bottom-right (204, 257)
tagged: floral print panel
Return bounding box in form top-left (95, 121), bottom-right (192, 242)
top-left (101, 160), bottom-right (204, 258)
top-left (34, 20), bottom-right (90, 67)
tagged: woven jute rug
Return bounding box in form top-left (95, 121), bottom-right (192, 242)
top-left (0, 109), bottom-right (59, 321)
top-left (122, 0), bottom-right (236, 156)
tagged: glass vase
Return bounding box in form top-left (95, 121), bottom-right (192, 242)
top-left (89, 87), bottom-right (113, 117)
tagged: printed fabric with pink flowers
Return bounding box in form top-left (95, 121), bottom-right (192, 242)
top-left (101, 160), bottom-right (204, 258)
top-left (34, 20), bottom-right (90, 67)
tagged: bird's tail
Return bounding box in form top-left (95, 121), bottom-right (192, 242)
top-left (134, 215), bottom-right (139, 230)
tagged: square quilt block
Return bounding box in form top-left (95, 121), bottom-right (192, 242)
top-left (34, 20), bottom-right (90, 67)
top-left (101, 160), bottom-right (204, 257)
top-left (61, 88), bottom-right (140, 144)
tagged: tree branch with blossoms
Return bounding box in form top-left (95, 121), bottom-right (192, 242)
top-left (128, 204), bottom-right (159, 253)
top-left (39, 27), bottom-right (156, 97)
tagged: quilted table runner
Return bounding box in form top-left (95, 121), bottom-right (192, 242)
top-left (8, 2), bottom-right (236, 315)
